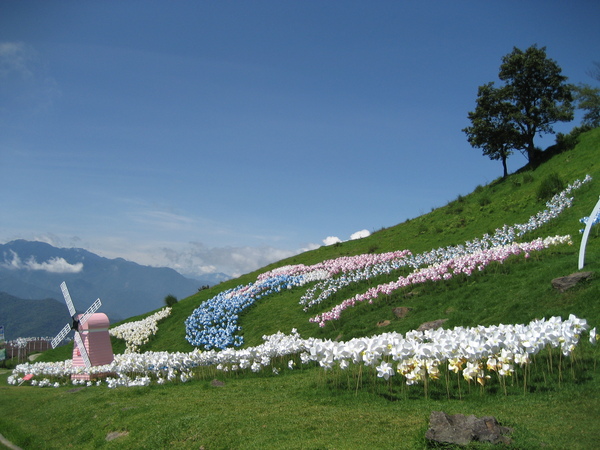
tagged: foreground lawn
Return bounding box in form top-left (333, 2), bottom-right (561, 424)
top-left (1, 355), bottom-right (599, 449)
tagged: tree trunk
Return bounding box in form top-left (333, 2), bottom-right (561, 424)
top-left (526, 139), bottom-right (540, 167)
top-left (501, 155), bottom-right (508, 178)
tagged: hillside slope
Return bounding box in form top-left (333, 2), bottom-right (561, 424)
top-left (128, 127), bottom-right (600, 354)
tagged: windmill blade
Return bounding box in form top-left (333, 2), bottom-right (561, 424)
top-left (74, 332), bottom-right (92, 369)
top-left (60, 282), bottom-right (76, 317)
top-left (51, 323), bottom-right (72, 349)
top-left (78, 298), bottom-right (102, 327)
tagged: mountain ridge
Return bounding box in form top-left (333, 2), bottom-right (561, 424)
top-left (0, 240), bottom-right (229, 338)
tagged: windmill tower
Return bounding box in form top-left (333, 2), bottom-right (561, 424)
top-left (51, 282), bottom-right (114, 380)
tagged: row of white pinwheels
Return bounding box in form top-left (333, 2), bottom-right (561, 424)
top-left (109, 307), bottom-right (172, 353)
top-left (302, 314), bottom-right (595, 387)
top-left (184, 175), bottom-right (592, 348)
top-left (8, 315), bottom-right (596, 389)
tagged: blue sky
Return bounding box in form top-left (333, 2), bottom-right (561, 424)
top-left (1, 1), bottom-right (598, 278)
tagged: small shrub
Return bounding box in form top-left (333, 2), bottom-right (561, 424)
top-left (536, 173), bottom-right (565, 201)
top-left (164, 294), bottom-right (178, 307)
top-left (522, 173), bottom-right (534, 184)
top-left (479, 195), bottom-right (492, 207)
top-left (512, 173), bottom-right (534, 188)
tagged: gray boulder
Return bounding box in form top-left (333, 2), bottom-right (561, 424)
top-left (551, 271), bottom-right (593, 292)
top-left (426, 411), bottom-right (512, 446)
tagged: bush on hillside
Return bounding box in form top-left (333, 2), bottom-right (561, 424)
top-left (537, 172), bottom-right (565, 201)
top-left (164, 294), bottom-right (178, 307)
top-left (555, 125), bottom-right (592, 152)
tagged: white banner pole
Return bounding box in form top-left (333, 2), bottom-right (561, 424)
top-left (578, 196), bottom-right (600, 270)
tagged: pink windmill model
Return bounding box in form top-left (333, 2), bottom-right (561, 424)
top-left (51, 282), bottom-right (114, 380)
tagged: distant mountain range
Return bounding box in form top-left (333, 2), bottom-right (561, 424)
top-left (0, 240), bottom-right (230, 340)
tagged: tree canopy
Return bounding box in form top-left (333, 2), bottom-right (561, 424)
top-left (574, 62), bottom-right (600, 128)
top-left (464, 45), bottom-right (574, 173)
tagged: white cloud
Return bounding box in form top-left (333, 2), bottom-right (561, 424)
top-left (158, 242), bottom-right (302, 278)
top-left (350, 229), bottom-right (371, 240)
top-left (0, 41), bottom-right (61, 114)
top-left (1, 250), bottom-right (23, 270)
top-left (323, 236), bottom-right (342, 246)
top-left (27, 257), bottom-right (84, 273)
top-left (323, 229), bottom-right (370, 246)
top-left (0, 42), bottom-right (35, 78)
top-left (131, 209), bottom-right (195, 231)
top-left (1, 250), bottom-right (83, 274)
top-left (32, 233), bottom-right (65, 247)
top-left (110, 239), bottom-right (320, 279)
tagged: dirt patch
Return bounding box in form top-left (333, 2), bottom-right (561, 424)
top-left (106, 431), bottom-right (129, 441)
top-left (211, 379), bottom-right (225, 387)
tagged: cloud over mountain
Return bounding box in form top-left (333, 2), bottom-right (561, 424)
top-left (158, 242), bottom-right (317, 278)
top-left (1, 250), bottom-right (83, 273)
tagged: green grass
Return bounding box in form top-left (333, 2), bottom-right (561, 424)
top-left (1, 128), bottom-right (599, 449)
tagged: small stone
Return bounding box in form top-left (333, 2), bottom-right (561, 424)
top-left (392, 307), bottom-right (412, 318)
top-left (417, 319), bottom-right (448, 332)
top-left (377, 320), bottom-right (391, 327)
top-left (67, 387), bottom-right (85, 393)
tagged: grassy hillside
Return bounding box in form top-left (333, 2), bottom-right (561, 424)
top-left (1, 128), bottom-right (599, 449)
top-left (146, 127), bottom-right (600, 353)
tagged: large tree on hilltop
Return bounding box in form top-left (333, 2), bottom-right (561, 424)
top-left (464, 45), bottom-right (574, 171)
